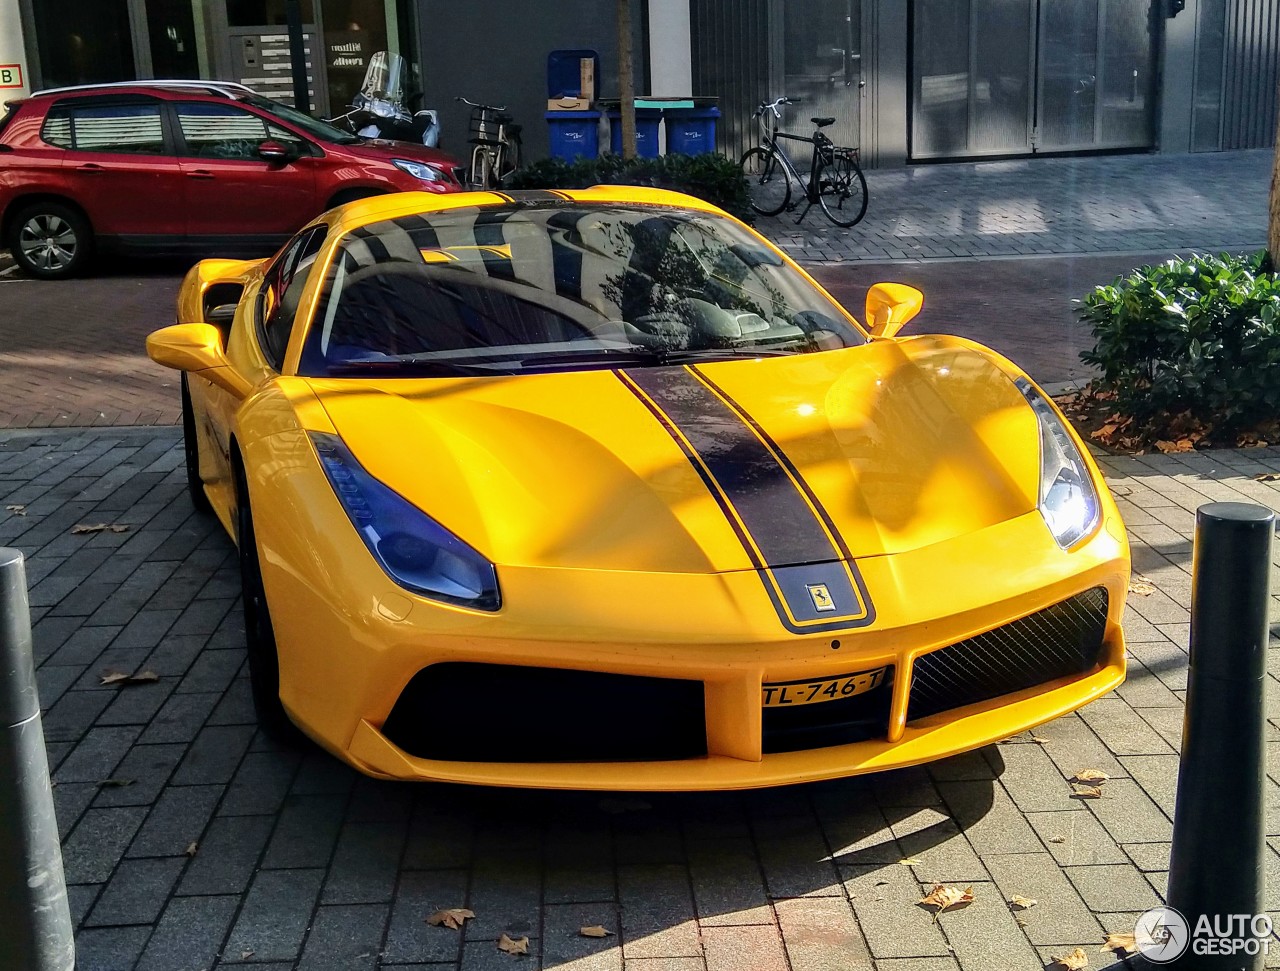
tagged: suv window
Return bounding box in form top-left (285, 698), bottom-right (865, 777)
top-left (175, 102), bottom-right (304, 160)
top-left (258, 226), bottom-right (327, 369)
top-left (42, 102), bottom-right (166, 154)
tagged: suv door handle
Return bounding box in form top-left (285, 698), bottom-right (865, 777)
top-left (76, 163), bottom-right (104, 173)
top-left (185, 169), bottom-right (215, 180)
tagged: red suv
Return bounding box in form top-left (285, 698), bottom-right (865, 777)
top-left (0, 80), bottom-right (463, 279)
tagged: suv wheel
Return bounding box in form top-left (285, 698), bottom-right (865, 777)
top-left (9, 202), bottom-right (92, 279)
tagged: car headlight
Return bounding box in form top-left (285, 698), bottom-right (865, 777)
top-left (392, 158), bottom-right (447, 182)
top-left (309, 433), bottom-right (500, 611)
top-left (1016, 378), bottom-right (1100, 549)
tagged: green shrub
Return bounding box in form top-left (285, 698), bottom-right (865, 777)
top-left (508, 152), bottom-right (753, 224)
top-left (1079, 251), bottom-right (1280, 431)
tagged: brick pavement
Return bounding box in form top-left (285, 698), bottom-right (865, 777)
top-left (3, 425), bottom-right (1279, 970)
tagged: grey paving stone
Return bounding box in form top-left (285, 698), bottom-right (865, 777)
top-left (381, 869), bottom-right (469, 964)
top-left (176, 645), bottom-right (244, 694)
top-left (41, 689), bottom-right (112, 742)
top-left (934, 881), bottom-right (1042, 970)
top-left (703, 923), bottom-right (786, 971)
top-left (34, 663), bottom-right (83, 713)
top-left (67, 883), bottom-right (101, 928)
top-left (85, 856), bottom-right (185, 926)
top-left (54, 725), bottom-right (141, 783)
top-left (127, 784), bottom-right (222, 858)
top-left (619, 863), bottom-right (702, 960)
top-left (818, 802), bottom-right (899, 867)
top-left (262, 793), bottom-right (347, 869)
top-left (1077, 697), bottom-right (1175, 756)
top-left (687, 837), bottom-right (772, 926)
top-left (1119, 753), bottom-right (1180, 818)
top-left (997, 741), bottom-right (1085, 814)
top-left (1026, 809), bottom-right (1127, 867)
top-left (95, 678), bottom-right (174, 727)
top-left (53, 782), bottom-right (99, 840)
top-left (1034, 712), bottom-right (1128, 780)
top-left (983, 853), bottom-right (1102, 946)
top-left (223, 867), bottom-right (325, 963)
top-left (935, 781), bottom-right (1043, 857)
top-left (218, 749), bottom-right (302, 816)
top-left (843, 863), bottom-right (950, 959)
top-left (42, 624), bottom-right (120, 667)
top-left (73, 926), bottom-right (151, 971)
top-left (138, 690), bottom-right (222, 744)
top-left (465, 860), bottom-right (543, 943)
top-left (1064, 863), bottom-right (1162, 913)
top-left (874, 960), bottom-right (961, 971)
top-left (542, 901), bottom-right (623, 969)
top-left (401, 808), bottom-right (473, 871)
top-left (171, 723), bottom-right (254, 786)
top-left (1122, 841), bottom-right (1171, 873)
top-left (178, 813), bottom-right (275, 896)
top-left (1084, 778), bottom-right (1173, 845)
top-left (890, 808), bottom-right (989, 884)
top-left (321, 820), bottom-right (408, 905)
top-left (296, 903), bottom-right (388, 971)
top-left (62, 806), bottom-right (148, 884)
top-left (775, 895), bottom-right (873, 970)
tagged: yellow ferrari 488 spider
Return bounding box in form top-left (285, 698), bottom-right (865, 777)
top-left (146, 186), bottom-right (1128, 790)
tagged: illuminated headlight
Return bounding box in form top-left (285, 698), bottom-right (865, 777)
top-left (1016, 378), bottom-right (1100, 549)
top-left (309, 433), bottom-right (500, 611)
top-left (392, 158), bottom-right (448, 182)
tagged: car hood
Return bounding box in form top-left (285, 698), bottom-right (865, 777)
top-left (306, 337), bottom-right (1042, 574)
top-left (339, 137), bottom-right (459, 171)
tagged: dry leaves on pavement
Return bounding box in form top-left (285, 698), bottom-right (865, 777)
top-left (426, 908), bottom-right (475, 930)
top-left (1072, 769), bottom-right (1109, 786)
top-left (1049, 947), bottom-right (1089, 969)
top-left (1047, 835), bottom-right (1067, 843)
top-left (497, 933), bottom-right (529, 955)
top-left (99, 669), bottom-right (160, 687)
top-left (898, 857), bottom-right (923, 866)
top-left (1252, 473), bottom-right (1280, 482)
top-left (1071, 785), bottom-right (1104, 799)
top-left (184, 841), bottom-right (199, 857)
top-left (579, 926), bottom-right (613, 938)
top-left (71, 523), bottom-right (130, 534)
top-left (1128, 575), bottom-right (1156, 596)
top-left (1008, 895), bottom-right (1037, 910)
top-left (1102, 932), bottom-right (1138, 955)
top-left (5, 504), bottom-right (26, 516)
top-left (917, 884), bottom-right (974, 919)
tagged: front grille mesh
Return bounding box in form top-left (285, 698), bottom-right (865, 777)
top-left (907, 587), bottom-right (1110, 723)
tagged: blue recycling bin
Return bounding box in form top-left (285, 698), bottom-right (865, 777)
top-left (607, 108), bottom-right (662, 158)
top-left (664, 106), bottom-right (720, 155)
top-left (546, 110), bottom-right (600, 160)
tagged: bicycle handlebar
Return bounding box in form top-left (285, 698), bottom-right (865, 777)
top-left (754, 96), bottom-right (803, 118)
top-left (456, 96), bottom-right (508, 111)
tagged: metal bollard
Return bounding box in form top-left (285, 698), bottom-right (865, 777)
top-left (1166, 502), bottom-right (1275, 970)
top-left (0, 548), bottom-right (74, 971)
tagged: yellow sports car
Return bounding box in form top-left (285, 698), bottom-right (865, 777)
top-left (146, 186), bottom-right (1128, 790)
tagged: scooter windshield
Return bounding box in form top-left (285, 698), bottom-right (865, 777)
top-left (360, 51), bottom-right (407, 102)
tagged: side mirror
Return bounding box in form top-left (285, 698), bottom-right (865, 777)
top-left (146, 323), bottom-right (251, 398)
top-left (864, 282), bottom-right (924, 339)
top-left (257, 139), bottom-right (291, 163)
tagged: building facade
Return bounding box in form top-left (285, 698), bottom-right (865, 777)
top-left (3, 0), bottom-right (1276, 168)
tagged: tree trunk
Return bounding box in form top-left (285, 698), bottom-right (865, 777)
top-left (617, 0), bottom-right (637, 159)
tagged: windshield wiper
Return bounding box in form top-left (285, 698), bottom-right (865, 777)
top-left (518, 345), bottom-right (799, 371)
top-left (324, 359), bottom-right (516, 377)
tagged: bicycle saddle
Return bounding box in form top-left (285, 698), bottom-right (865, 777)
top-left (811, 116), bottom-right (836, 128)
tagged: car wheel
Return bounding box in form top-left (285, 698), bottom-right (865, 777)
top-left (8, 202), bottom-right (93, 279)
top-left (235, 461), bottom-right (300, 741)
top-left (181, 374), bottom-right (213, 514)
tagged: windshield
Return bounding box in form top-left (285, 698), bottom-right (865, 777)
top-left (360, 50), bottom-right (408, 102)
top-left (241, 94), bottom-right (359, 144)
top-left (298, 204), bottom-right (868, 378)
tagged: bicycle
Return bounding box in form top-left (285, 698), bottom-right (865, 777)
top-left (739, 97), bottom-right (868, 228)
top-left (456, 97), bottom-right (523, 190)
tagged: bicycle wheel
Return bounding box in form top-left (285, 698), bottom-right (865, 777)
top-left (816, 150), bottom-right (869, 228)
top-left (468, 146), bottom-right (486, 190)
top-left (740, 147), bottom-right (791, 217)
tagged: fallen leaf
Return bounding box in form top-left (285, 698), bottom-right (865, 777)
top-left (918, 884), bottom-right (974, 918)
top-left (1048, 835), bottom-right (1067, 843)
top-left (184, 841), bottom-right (199, 857)
top-left (497, 933), bottom-right (529, 955)
top-left (898, 857), bottom-right (923, 865)
top-left (5, 504), bottom-right (25, 516)
top-left (1071, 785), bottom-right (1104, 799)
top-left (426, 908), bottom-right (475, 930)
top-left (240, 951), bottom-right (254, 961)
top-left (579, 925), bottom-right (613, 938)
top-left (99, 669), bottom-right (159, 687)
top-left (1049, 947), bottom-right (1089, 969)
top-left (1008, 895), bottom-right (1037, 910)
top-left (1128, 575), bottom-right (1156, 596)
top-left (1102, 932), bottom-right (1138, 955)
top-left (71, 523), bottom-right (130, 534)
top-left (597, 797), bottom-right (651, 815)
top-left (1073, 769), bottom-right (1110, 786)
top-left (1254, 473), bottom-right (1280, 482)
top-left (96, 778), bottom-right (134, 788)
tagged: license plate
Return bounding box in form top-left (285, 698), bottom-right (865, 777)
top-left (762, 668), bottom-right (888, 708)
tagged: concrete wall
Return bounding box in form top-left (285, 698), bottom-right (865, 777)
top-left (413, 0), bottom-right (646, 164)
top-left (0, 0), bottom-right (31, 99)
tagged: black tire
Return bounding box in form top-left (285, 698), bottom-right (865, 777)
top-left (8, 201), bottom-right (93, 279)
top-left (235, 461), bottom-right (300, 741)
top-left (740, 147), bottom-right (791, 217)
top-left (180, 374), bottom-right (212, 514)
top-left (816, 151), bottom-right (869, 228)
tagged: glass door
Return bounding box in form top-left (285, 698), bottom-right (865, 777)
top-left (31, 0), bottom-right (137, 88)
top-left (780, 0), bottom-right (862, 151)
top-left (146, 0), bottom-right (201, 78)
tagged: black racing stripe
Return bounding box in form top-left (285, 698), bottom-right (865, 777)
top-left (623, 366), bottom-right (836, 567)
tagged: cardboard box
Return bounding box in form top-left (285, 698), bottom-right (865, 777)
top-left (580, 57), bottom-right (595, 101)
top-left (548, 97), bottom-right (592, 111)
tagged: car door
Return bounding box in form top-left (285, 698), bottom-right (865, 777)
top-left (43, 97), bottom-right (185, 239)
top-left (172, 101), bottom-right (317, 243)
